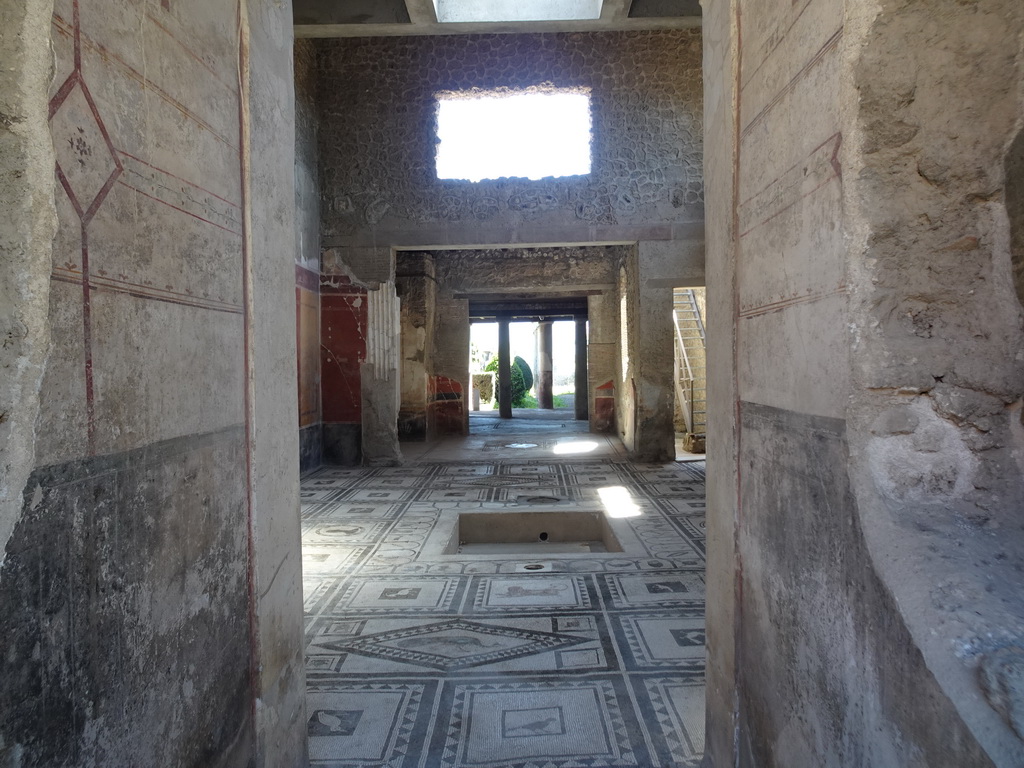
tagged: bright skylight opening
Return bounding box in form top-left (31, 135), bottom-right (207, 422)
top-left (433, 0), bottom-right (603, 24)
top-left (436, 91), bottom-right (592, 182)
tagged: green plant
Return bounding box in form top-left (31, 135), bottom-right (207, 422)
top-left (514, 356), bottom-right (533, 392)
top-left (485, 356), bottom-right (530, 407)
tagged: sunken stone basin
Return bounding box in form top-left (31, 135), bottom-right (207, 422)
top-left (448, 511), bottom-right (624, 554)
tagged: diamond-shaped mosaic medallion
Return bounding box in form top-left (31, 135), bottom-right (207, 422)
top-left (332, 619), bottom-right (587, 670)
top-left (50, 78), bottom-right (121, 219)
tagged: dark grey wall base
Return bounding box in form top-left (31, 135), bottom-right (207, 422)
top-left (0, 427), bottom-right (253, 768)
top-left (736, 402), bottom-right (991, 768)
top-left (299, 422), bottom-right (323, 473)
top-left (323, 422), bottom-right (362, 465)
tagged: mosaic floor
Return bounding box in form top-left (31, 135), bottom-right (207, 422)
top-left (301, 446), bottom-right (707, 768)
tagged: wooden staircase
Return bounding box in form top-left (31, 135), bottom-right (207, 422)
top-left (673, 288), bottom-right (706, 436)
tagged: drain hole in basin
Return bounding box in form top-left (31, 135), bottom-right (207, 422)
top-left (523, 563), bottom-right (545, 570)
top-left (538, 532), bottom-right (549, 542)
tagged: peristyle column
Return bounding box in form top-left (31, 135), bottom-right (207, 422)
top-left (498, 316), bottom-right (512, 419)
top-left (537, 321), bottom-right (554, 409)
top-left (575, 317), bottom-right (589, 421)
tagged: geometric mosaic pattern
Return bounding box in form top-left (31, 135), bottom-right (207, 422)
top-left (303, 452), bottom-right (706, 767)
top-left (332, 618), bottom-right (589, 671)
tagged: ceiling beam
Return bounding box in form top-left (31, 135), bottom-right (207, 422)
top-left (295, 15), bottom-right (700, 38)
top-left (600, 0), bottom-right (632, 22)
top-left (404, 0), bottom-right (438, 25)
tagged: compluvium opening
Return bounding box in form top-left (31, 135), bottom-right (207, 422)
top-left (435, 88), bottom-right (592, 182)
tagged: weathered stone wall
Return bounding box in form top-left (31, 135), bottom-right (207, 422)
top-left (700, 0), bottom-right (738, 761)
top-left (586, 291), bottom-right (618, 432)
top-left (431, 245), bottom-right (622, 292)
top-left (704, 0), bottom-right (1024, 765)
top-left (315, 30), bottom-right (704, 249)
top-left (243, 1), bottom-right (308, 762)
top-left (845, 0), bottom-right (1024, 763)
top-left (397, 252), bottom-right (436, 441)
top-left (0, 0), bottom-right (55, 570)
top-left (0, 1), bottom-right (306, 765)
top-left (421, 245), bottom-right (627, 436)
top-left (295, 38), bottom-right (322, 471)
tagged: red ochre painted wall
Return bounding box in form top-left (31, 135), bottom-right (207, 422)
top-left (594, 379), bottom-right (615, 433)
top-left (296, 265), bottom-right (320, 428)
top-left (428, 375), bottom-right (464, 437)
top-left (321, 278), bottom-right (367, 425)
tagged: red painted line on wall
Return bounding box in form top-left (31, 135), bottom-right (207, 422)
top-left (117, 180), bottom-right (243, 236)
top-left (80, 224), bottom-right (96, 453)
top-left (83, 167), bottom-right (124, 227)
top-left (72, 0), bottom-right (81, 71)
top-left (54, 164), bottom-right (86, 220)
top-left (147, 13), bottom-right (236, 93)
top-left (739, 0), bottom-right (814, 92)
top-left (739, 174), bottom-right (838, 239)
top-left (235, 0), bottom-right (261, 749)
top-left (118, 150), bottom-right (241, 209)
top-left (52, 13), bottom-right (239, 151)
top-left (738, 134), bottom-right (842, 238)
top-left (48, 69), bottom-right (80, 120)
top-left (52, 271), bottom-right (244, 315)
top-left (740, 26), bottom-right (842, 140)
top-left (738, 285), bottom-right (849, 319)
top-left (738, 132), bottom-right (842, 209)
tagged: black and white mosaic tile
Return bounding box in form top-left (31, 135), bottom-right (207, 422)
top-left (302, 456), bottom-right (706, 767)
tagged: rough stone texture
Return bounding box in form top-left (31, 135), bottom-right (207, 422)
top-left (980, 647), bottom-right (1024, 741)
top-left (397, 253), bottom-right (436, 441)
top-left (431, 294), bottom-right (470, 436)
top-left (704, 0), bottom-right (1024, 765)
top-left (844, 0), bottom-right (1024, 764)
top-left (0, 1), bottom-right (307, 765)
top-left (323, 246), bottom-right (395, 286)
top-left (585, 291), bottom-right (618, 432)
top-left (431, 245), bottom-right (622, 292)
top-left (315, 30), bottom-right (704, 249)
top-left (1006, 129), bottom-right (1024, 310)
top-left (0, 0), bottom-right (56, 568)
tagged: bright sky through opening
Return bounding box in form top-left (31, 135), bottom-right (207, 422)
top-left (436, 92), bottom-right (592, 182)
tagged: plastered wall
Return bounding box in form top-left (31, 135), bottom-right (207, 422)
top-left (295, 37), bottom-right (322, 471)
top-left (0, 1), bottom-right (306, 765)
top-left (400, 246), bottom-right (628, 438)
top-left (704, 0), bottom-right (1024, 765)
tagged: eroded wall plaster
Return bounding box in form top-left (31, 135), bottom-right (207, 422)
top-left (0, 1), bottom-right (306, 764)
top-left (704, 0), bottom-right (1024, 765)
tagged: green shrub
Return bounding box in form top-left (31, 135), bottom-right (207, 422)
top-left (485, 356), bottom-right (530, 407)
top-left (514, 356), bottom-right (534, 392)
